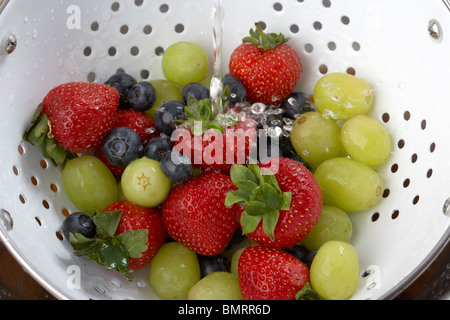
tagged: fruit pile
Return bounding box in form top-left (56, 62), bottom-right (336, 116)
top-left (23, 24), bottom-right (390, 300)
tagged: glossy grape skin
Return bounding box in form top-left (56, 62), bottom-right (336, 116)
top-left (340, 114), bottom-right (392, 167)
top-left (162, 41), bottom-right (209, 87)
top-left (310, 240), bottom-right (360, 300)
top-left (300, 206), bottom-right (352, 251)
top-left (230, 246), bottom-right (247, 276)
top-left (188, 272), bottom-right (242, 300)
top-left (149, 242), bottom-right (201, 300)
top-left (147, 80), bottom-right (183, 117)
top-left (314, 157), bottom-right (384, 212)
top-left (290, 111), bottom-right (347, 168)
top-left (61, 155), bottom-right (118, 216)
top-left (313, 72), bottom-right (373, 120)
top-left (120, 157), bottom-right (171, 208)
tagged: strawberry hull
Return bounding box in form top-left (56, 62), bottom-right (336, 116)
top-left (235, 157), bottom-right (323, 249)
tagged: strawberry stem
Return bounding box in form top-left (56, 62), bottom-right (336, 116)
top-left (242, 23), bottom-right (290, 50)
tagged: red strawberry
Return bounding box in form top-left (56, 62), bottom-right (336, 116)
top-left (229, 23), bottom-right (302, 105)
top-left (104, 200), bottom-right (167, 271)
top-left (173, 104), bottom-right (257, 174)
top-left (114, 109), bottom-right (160, 146)
top-left (238, 245), bottom-right (310, 300)
top-left (43, 82), bottom-right (119, 153)
top-left (225, 157), bottom-right (322, 248)
top-left (24, 82), bottom-right (120, 166)
top-left (161, 171), bottom-right (239, 256)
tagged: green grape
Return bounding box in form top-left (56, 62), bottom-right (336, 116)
top-left (230, 246), bottom-right (247, 276)
top-left (121, 157), bottom-right (171, 208)
top-left (314, 157), bottom-right (384, 212)
top-left (61, 155), bottom-right (118, 216)
top-left (290, 111), bottom-right (347, 168)
top-left (188, 272), bottom-right (242, 300)
top-left (162, 41), bottom-right (209, 87)
top-left (149, 242), bottom-right (201, 300)
top-left (146, 79), bottom-right (183, 117)
top-left (300, 206), bottom-right (352, 251)
top-left (310, 240), bottom-right (360, 300)
top-left (313, 72), bottom-right (373, 120)
top-left (340, 114), bottom-right (392, 167)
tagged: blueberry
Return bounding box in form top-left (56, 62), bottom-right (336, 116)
top-left (126, 81), bottom-right (157, 112)
top-left (278, 136), bottom-right (311, 170)
top-left (160, 150), bottom-right (193, 185)
top-left (182, 82), bottom-right (210, 103)
top-left (197, 254), bottom-right (231, 278)
top-left (61, 212), bottom-right (96, 241)
top-left (223, 73), bottom-right (247, 105)
top-left (102, 127), bottom-right (144, 167)
top-left (225, 228), bottom-right (246, 250)
top-left (145, 136), bottom-right (173, 162)
top-left (283, 245), bottom-right (311, 263)
top-left (303, 249), bottom-right (318, 269)
top-left (154, 101), bottom-right (187, 135)
top-left (104, 72), bottom-right (137, 108)
top-left (281, 92), bottom-right (312, 120)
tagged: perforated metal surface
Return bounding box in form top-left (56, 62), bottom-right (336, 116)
top-left (0, 0), bottom-right (449, 300)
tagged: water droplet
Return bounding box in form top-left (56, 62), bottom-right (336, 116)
top-left (9, 94), bottom-right (15, 105)
top-left (251, 103), bottom-right (267, 114)
top-left (397, 82), bottom-right (406, 90)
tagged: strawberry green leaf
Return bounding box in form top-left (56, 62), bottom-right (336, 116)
top-left (245, 200), bottom-right (271, 216)
top-left (248, 164), bottom-right (264, 185)
top-left (243, 23), bottom-right (290, 50)
top-left (226, 163), bottom-right (292, 241)
top-left (93, 211), bottom-right (122, 238)
top-left (68, 210), bottom-right (148, 280)
top-left (225, 189), bottom-right (251, 207)
top-left (117, 229), bottom-right (148, 259)
top-left (296, 283), bottom-right (322, 300)
top-left (230, 164), bottom-right (259, 185)
top-left (262, 210), bottom-right (280, 241)
top-left (69, 232), bottom-right (97, 251)
top-left (240, 211), bottom-right (262, 235)
top-left (262, 183), bottom-right (282, 210)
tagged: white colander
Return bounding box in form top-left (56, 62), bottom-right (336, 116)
top-left (0, 0), bottom-right (449, 300)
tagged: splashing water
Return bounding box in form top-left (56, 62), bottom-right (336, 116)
top-left (210, 0), bottom-right (224, 118)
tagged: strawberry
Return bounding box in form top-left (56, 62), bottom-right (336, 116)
top-left (172, 97), bottom-right (257, 174)
top-left (104, 200), bottom-right (167, 271)
top-left (114, 109), bottom-right (160, 146)
top-left (68, 201), bottom-right (166, 279)
top-left (225, 157), bottom-right (322, 248)
top-left (238, 245), bottom-right (311, 300)
top-left (229, 23), bottom-right (302, 105)
top-left (161, 171), bottom-right (239, 256)
top-left (24, 82), bottom-right (120, 166)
